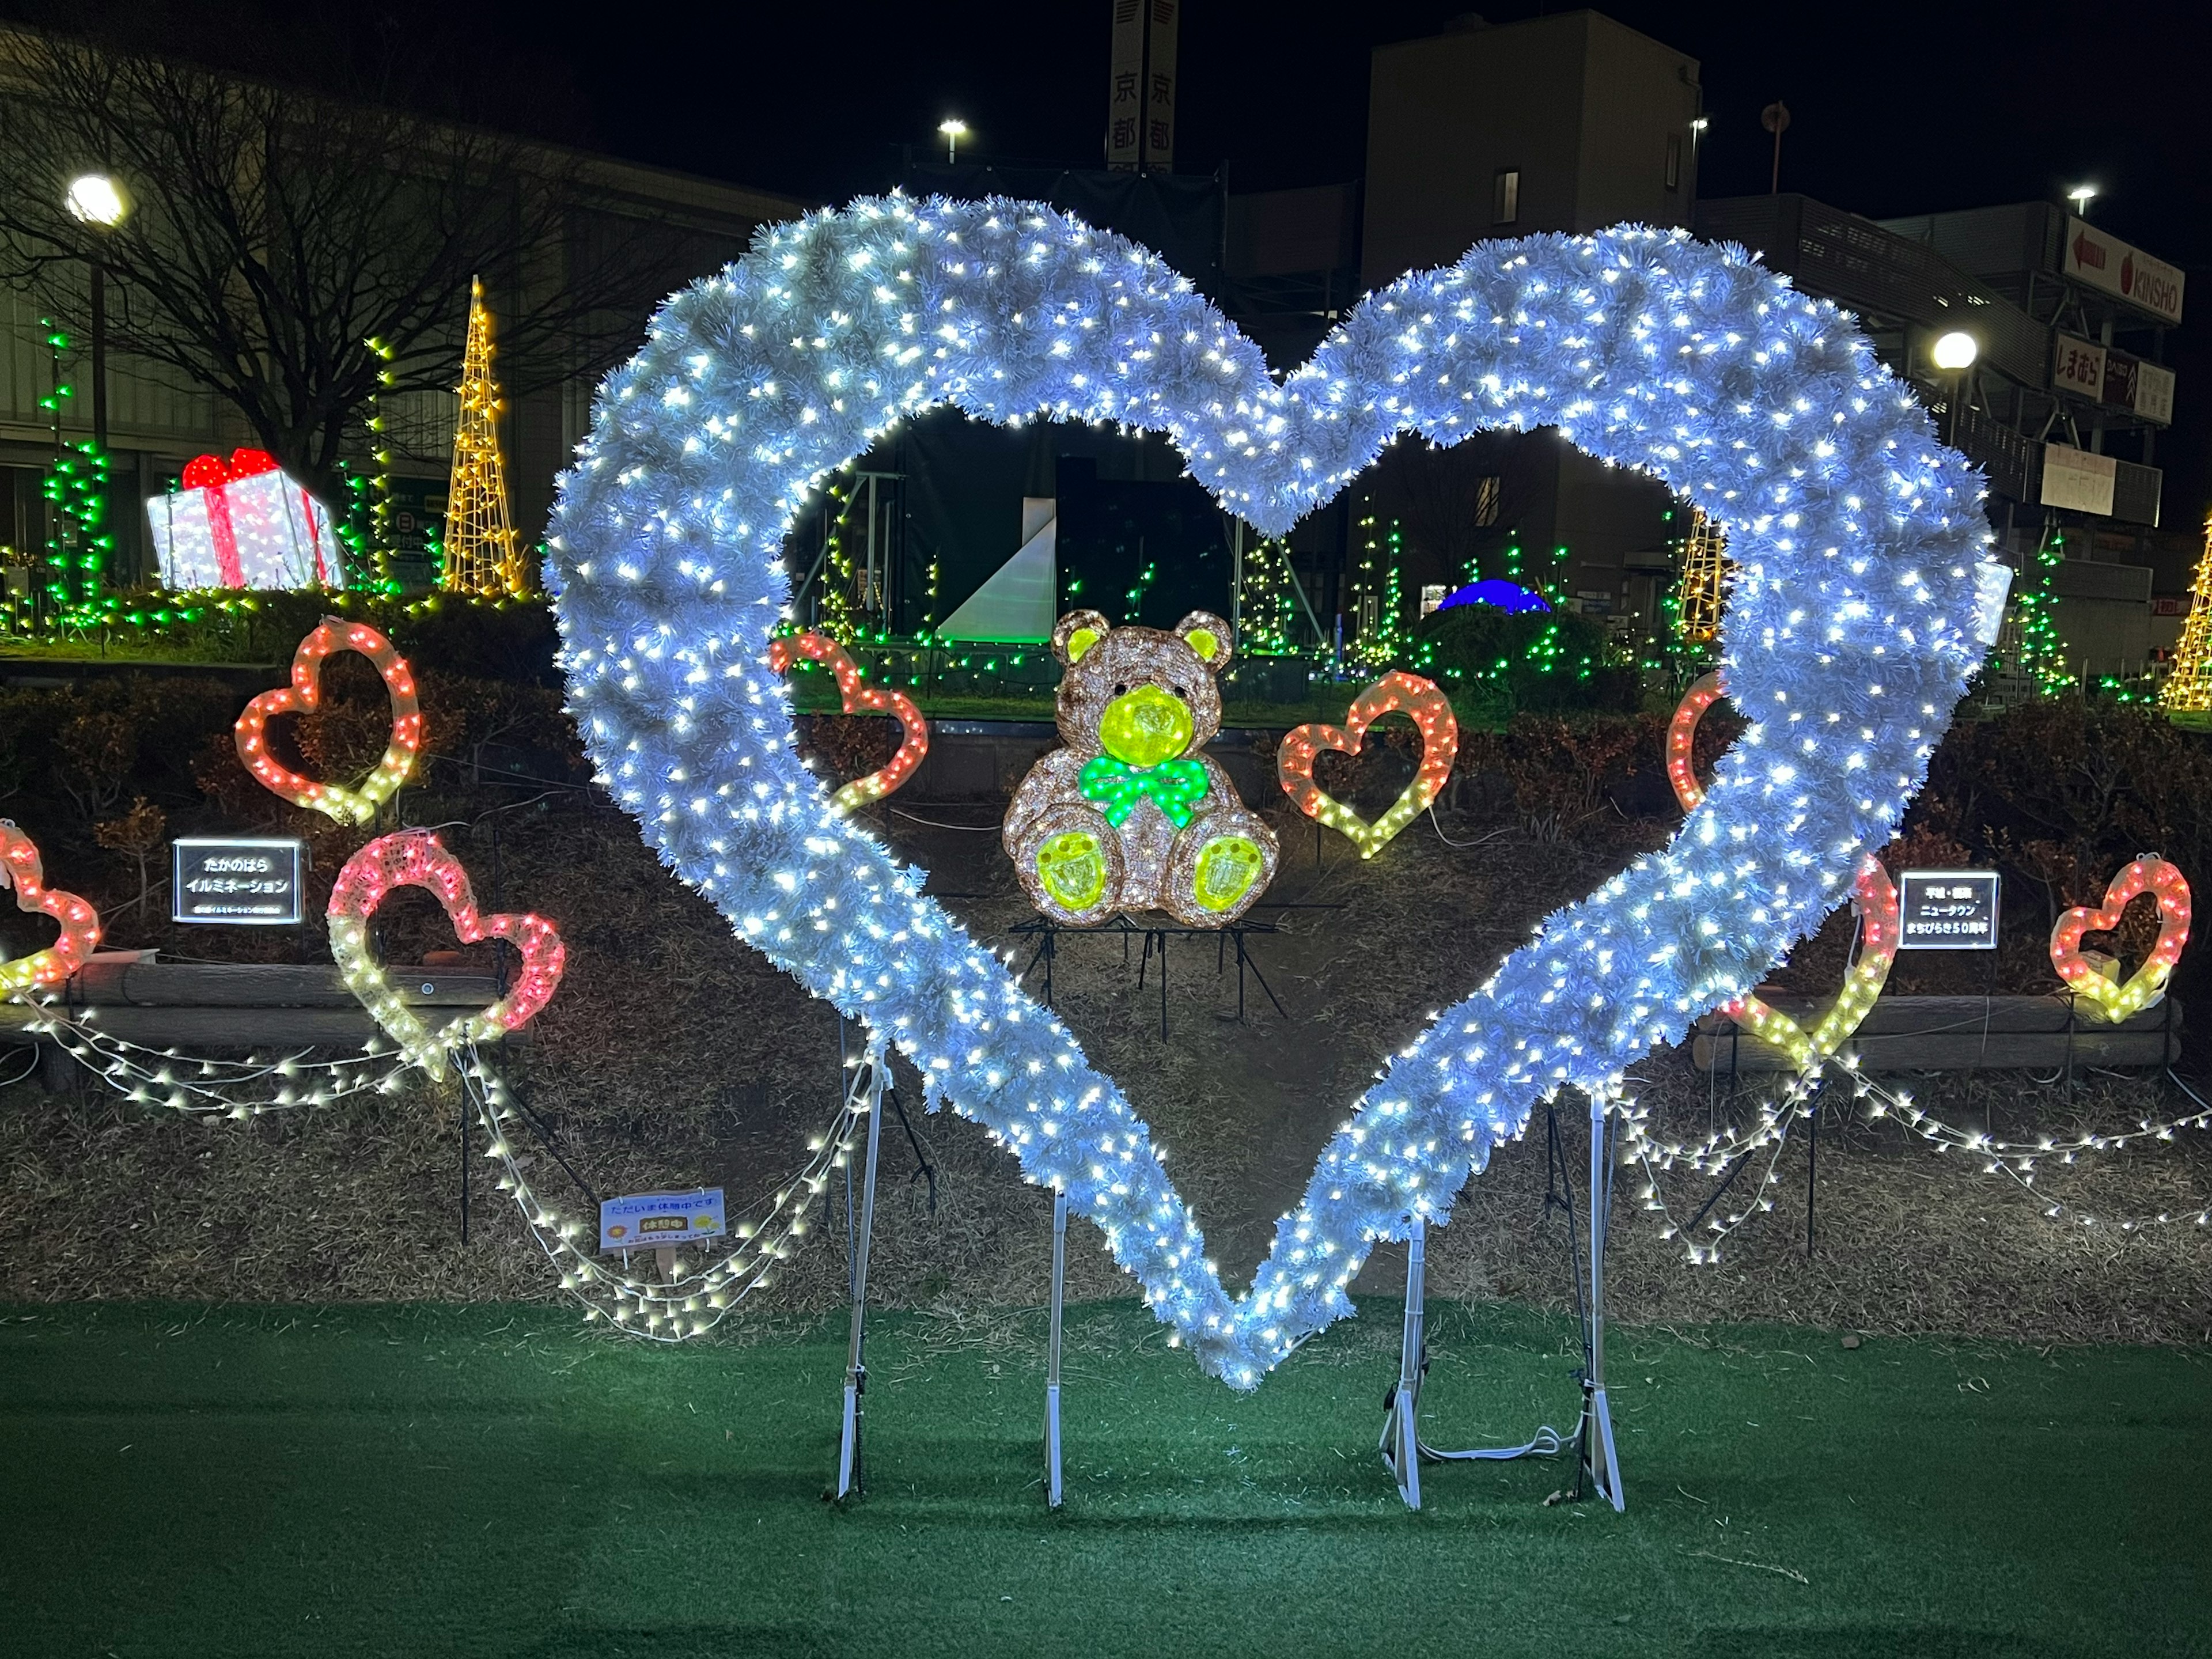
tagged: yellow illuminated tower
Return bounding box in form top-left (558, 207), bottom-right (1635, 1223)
top-left (1676, 506), bottom-right (1729, 646)
top-left (439, 278), bottom-right (524, 596)
top-left (2161, 516), bottom-right (2212, 726)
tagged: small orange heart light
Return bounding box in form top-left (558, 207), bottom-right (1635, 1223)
top-left (1277, 671), bottom-right (1458, 859)
top-left (766, 632), bottom-right (929, 811)
top-left (1666, 673), bottom-right (1894, 1067)
top-left (1667, 670), bottom-right (1728, 812)
top-left (234, 619), bottom-right (422, 824)
top-left (2049, 857), bottom-right (2191, 1022)
top-left (1724, 856), bottom-right (1900, 1071)
top-left (0, 820), bottom-right (103, 995)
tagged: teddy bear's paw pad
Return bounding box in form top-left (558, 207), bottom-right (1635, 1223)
top-left (1192, 835), bottom-right (1266, 914)
top-left (1036, 831), bottom-right (1109, 911)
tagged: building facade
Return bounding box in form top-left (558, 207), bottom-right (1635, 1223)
top-left (0, 25), bottom-right (802, 597)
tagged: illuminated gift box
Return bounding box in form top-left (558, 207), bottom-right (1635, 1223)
top-left (147, 448), bottom-right (340, 590)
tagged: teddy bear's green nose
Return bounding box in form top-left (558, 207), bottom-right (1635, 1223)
top-left (1099, 685), bottom-right (1193, 768)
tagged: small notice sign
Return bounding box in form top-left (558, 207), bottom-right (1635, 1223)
top-left (172, 838), bottom-right (304, 925)
top-left (1899, 869), bottom-right (2001, 951)
top-left (599, 1189), bottom-right (726, 1253)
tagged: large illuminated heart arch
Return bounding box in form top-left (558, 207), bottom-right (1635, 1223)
top-left (547, 198), bottom-right (2006, 1387)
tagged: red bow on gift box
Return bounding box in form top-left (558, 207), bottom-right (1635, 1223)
top-left (181, 447), bottom-right (281, 490)
top-left (179, 448), bottom-right (325, 586)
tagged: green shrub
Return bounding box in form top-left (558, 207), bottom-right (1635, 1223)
top-left (1410, 602), bottom-right (1635, 721)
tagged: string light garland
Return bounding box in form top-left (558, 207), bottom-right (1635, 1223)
top-left (2048, 857), bottom-right (2191, 1022)
top-left (440, 279), bottom-right (527, 598)
top-left (234, 619), bottom-right (423, 824)
top-left (1675, 505), bottom-right (1729, 648)
top-left (546, 196), bottom-right (2006, 1387)
top-left (1621, 1058), bottom-right (2212, 1253)
top-left (327, 831), bottom-right (565, 1081)
top-left (767, 630), bottom-right (930, 810)
top-left (461, 1042), bottom-right (870, 1339)
top-left (2015, 516), bottom-right (2073, 695)
top-left (37, 317), bottom-right (112, 616)
top-left (0, 821), bottom-right (103, 995)
top-left (17, 1004), bottom-right (410, 1116)
top-left (1278, 671), bottom-right (1459, 858)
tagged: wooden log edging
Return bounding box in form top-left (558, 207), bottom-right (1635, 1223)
top-left (0, 956), bottom-right (520, 1055)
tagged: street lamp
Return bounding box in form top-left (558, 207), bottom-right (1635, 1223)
top-left (2066, 184), bottom-right (2098, 218)
top-left (65, 173), bottom-right (129, 228)
top-left (938, 119), bottom-right (969, 164)
top-left (63, 172), bottom-right (131, 456)
top-left (1930, 331), bottom-right (1979, 372)
top-left (1931, 331), bottom-right (1977, 446)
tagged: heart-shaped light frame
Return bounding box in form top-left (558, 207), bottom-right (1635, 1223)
top-left (1278, 672), bottom-right (1458, 858)
top-left (0, 820), bottom-right (103, 995)
top-left (327, 830), bottom-right (565, 1081)
top-left (1667, 673), bottom-right (1899, 1069)
top-left (766, 630), bottom-right (930, 810)
top-left (2049, 857), bottom-right (2191, 1022)
top-left (547, 198), bottom-right (2008, 1387)
top-left (235, 619), bottom-right (422, 825)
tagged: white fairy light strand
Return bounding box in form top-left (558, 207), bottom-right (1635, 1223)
top-left (1621, 1059), bottom-right (2212, 1245)
top-left (459, 1044), bottom-right (869, 1338)
top-left (546, 195), bottom-right (2008, 1387)
top-left (15, 999), bottom-right (410, 1116)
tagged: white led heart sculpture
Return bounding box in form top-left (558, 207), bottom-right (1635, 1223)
top-left (546, 197), bottom-right (2008, 1388)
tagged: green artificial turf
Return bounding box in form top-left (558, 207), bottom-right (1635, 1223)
top-left (0, 1300), bottom-right (2205, 1658)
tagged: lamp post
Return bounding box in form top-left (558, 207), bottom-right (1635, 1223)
top-left (938, 119), bottom-right (969, 165)
top-left (64, 172), bottom-right (130, 455)
top-left (2067, 184), bottom-right (2098, 220)
top-left (1931, 329), bottom-right (1978, 447)
top-left (1761, 102), bottom-right (1790, 194)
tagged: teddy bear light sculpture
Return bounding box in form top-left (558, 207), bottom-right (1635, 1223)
top-left (1006, 609), bottom-right (1279, 929)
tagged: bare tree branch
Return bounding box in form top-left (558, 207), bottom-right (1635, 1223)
top-left (0, 34), bottom-right (724, 501)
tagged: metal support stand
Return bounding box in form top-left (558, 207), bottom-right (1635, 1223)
top-left (1044, 1187), bottom-right (1068, 1509)
top-left (832, 1040), bottom-right (889, 1502)
top-left (1012, 915), bottom-right (1286, 1040)
top-left (1576, 1097), bottom-right (1626, 1512)
top-left (1378, 1216), bottom-right (1429, 1510)
top-left (1380, 1097), bottom-right (1625, 1512)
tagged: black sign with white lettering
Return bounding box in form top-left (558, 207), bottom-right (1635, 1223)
top-left (1898, 869), bottom-right (2001, 951)
top-left (172, 838), bottom-right (304, 926)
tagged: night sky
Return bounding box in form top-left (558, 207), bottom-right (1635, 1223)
top-left (14, 0), bottom-right (2212, 510)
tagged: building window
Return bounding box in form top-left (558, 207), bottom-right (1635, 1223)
top-left (1493, 168), bottom-right (1520, 226)
top-left (1474, 475), bottom-right (1501, 527)
top-left (1665, 133), bottom-right (1683, 192)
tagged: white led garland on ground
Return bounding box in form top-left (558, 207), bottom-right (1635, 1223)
top-left (551, 199), bottom-right (2011, 1384)
top-left (460, 1043), bottom-right (870, 1337)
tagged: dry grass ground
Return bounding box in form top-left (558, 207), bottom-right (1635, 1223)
top-left (4, 767), bottom-right (2208, 1350)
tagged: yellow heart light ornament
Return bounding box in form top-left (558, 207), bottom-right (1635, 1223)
top-left (234, 619), bottom-right (422, 824)
top-left (2049, 857), bottom-right (2191, 1022)
top-left (0, 820), bottom-right (103, 996)
top-left (1722, 857), bottom-right (1901, 1071)
top-left (327, 830), bottom-right (565, 1081)
top-left (766, 631), bottom-right (929, 812)
top-left (1277, 672), bottom-right (1458, 858)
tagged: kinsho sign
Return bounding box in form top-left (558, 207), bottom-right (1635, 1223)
top-left (2064, 217), bottom-right (2185, 326)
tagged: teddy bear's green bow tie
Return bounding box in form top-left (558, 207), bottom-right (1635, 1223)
top-left (1078, 755), bottom-right (1209, 828)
